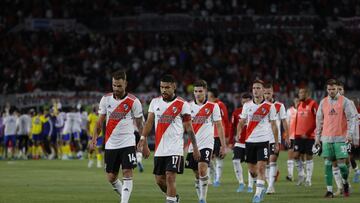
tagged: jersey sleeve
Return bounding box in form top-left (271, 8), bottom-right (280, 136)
top-left (212, 103), bottom-right (222, 122)
top-left (279, 104), bottom-right (287, 120)
top-left (98, 96), bottom-right (107, 115)
top-left (148, 99), bottom-right (155, 113)
top-left (132, 98), bottom-right (143, 118)
top-left (269, 104), bottom-right (277, 121)
top-left (240, 104), bottom-right (248, 119)
top-left (181, 101), bottom-right (191, 116)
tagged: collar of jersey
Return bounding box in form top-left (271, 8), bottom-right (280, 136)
top-left (163, 95), bottom-right (177, 102)
top-left (195, 99), bottom-right (207, 105)
top-left (113, 92), bottom-right (127, 100)
top-left (253, 98), bottom-right (265, 105)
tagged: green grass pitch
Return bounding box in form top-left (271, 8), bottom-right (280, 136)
top-left (0, 154), bottom-right (359, 203)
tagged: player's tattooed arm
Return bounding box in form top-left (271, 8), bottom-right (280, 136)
top-left (90, 114), bottom-right (105, 151)
top-left (134, 117), bottom-right (144, 135)
top-left (183, 114), bottom-right (200, 161)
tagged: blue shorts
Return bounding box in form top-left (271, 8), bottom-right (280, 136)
top-left (62, 134), bottom-right (71, 142)
top-left (96, 137), bottom-right (103, 147)
top-left (32, 134), bottom-right (43, 142)
top-left (50, 128), bottom-right (62, 144)
top-left (72, 132), bottom-right (80, 141)
top-left (4, 135), bottom-right (16, 147)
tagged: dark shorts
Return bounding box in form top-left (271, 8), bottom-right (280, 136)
top-left (32, 134), bottom-right (43, 142)
top-left (185, 148), bottom-right (212, 170)
top-left (105, 146), bottom-right (137, 173)
top-left (17, 135), bottom-right (29, 149)
top-left (245, 142), bottom-right (269, 164)
top-left (269, 143), bottom-right (279, 156)
top-left (233, 146), bottom-right (246, 162)
top-left (153, 155), bottom-right (184, 175)
top-left (351, 146), bottom-right (360, 159)
top-left (294, 138), bottom-right (314, 155)
top-left (134, 131), bottom-right (140, 145)
top-left (213, 137), bottom-right (221, 157)
top-left (4, 135), bottom-right (16, 147)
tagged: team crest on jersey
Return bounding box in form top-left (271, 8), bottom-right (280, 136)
top-left (205, 108), bottom-right (210, 115)
top-left (261, 107), bottom-right (267, 114)
top-left (172, 107), bottom-right (178, 113)
top-left (123, 104), bottom-right (129, 111)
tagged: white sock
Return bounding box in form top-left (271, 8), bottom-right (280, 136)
top-left (199, 175), bottom-right (209, 200)
top-left (269, 162), bottom-right (277, 188)
top-left (136, 152), bottom-right (142, 164)
top-left (195, 179), bottom-right (200, 199)
top-left (215, 158), bottom-right (223, 182)
top-left (265, 165), bottom-right (270, 184)
top-left (302, 161), bottom-right (306, 175)
top-left (296, 160), bottom-right (304, 177)
top-left (166, 196), bottom-right (177, 203)
top-left (287, 160), bottom-right (294, 178)
top-left (255, 180), bottom-right (265, 197)
top-left (327, 186), bottom-right (333, 192)
top-left (232, 159), bottom-right (244, 184)
top-left (248, 171), bottom-right (255, 188)
top-left (332, 166), bottom-right (343, 190)
top-left (111, 179), bottom-right (122, 196)
top-left (306, 160), bottom-right (313, 182)
top-left (121, 178), bottom-right (133, 203)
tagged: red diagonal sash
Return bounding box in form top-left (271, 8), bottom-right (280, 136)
top-left (155, 100), bottom-right (184, 152)
top-left (245, 103), bottom-right (272, 141)
top-left (105, 97), bottom-right (134, 144)
top-left (192, 102), bottom-right (215, 134)
top-left (274, 102), bottom-right (281, 113)
top-left (186, 102), bottom-right (215, 148)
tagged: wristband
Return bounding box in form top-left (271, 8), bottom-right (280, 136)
top-left (140, 135), bottom-right (146, 140)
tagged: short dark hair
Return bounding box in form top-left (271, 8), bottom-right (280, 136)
top-left (193, 80), bottom-right (208, 89)
top-left (241, 92), bottom-right (252, 99)
top-left (160, 74), bottom-right (175, 83)
top-left (263, 83), bottom-right (273, 89)
top-left (112, 70), bottom-right (127, 80)
top-left (326, 79), bottom-right (338, 86)
top-left (208, 88), bottom-right (218, 98)
top-left (337, 81), bottom-right (344, 88)
top-left (252, 79), bottom-right (265, 86)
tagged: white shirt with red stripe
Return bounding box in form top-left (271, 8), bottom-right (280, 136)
top-left (188, 100), bottom-right (221, 152)
top-left (240, 100), bottom-right (277, 143)
top-left (98, 93), bottom-right (143, 150)
top-left (269, 101), bottom-right (287, 144)
top-left (149, 96), bottom-right (191, 157)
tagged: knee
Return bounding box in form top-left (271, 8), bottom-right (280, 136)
top-left (107, 173), bottom-right (117, 183)
top-left (155, 177), bottom-right (165, 186)
top-left (122, 169), bottom-right (133, 178)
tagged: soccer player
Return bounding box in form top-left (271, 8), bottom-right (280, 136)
top-left (237, 79), bottom-right (278, 203)
top-left (138, 74), bottom-right (200, 203)
top-left (293, 87), bottom-right (318, 186)
top-left (231, 93), bottom-right (252, 192)
top-left (61, 106), bottom-right (81, 160)
top-left (3, 107), bottom-right (18, 159)
top-left (89, 70), bottom-right (144, 203)
top-left (337, 82), bottom-right (360, 184)
top-left (316, 79), bottom-right (357, 198)
top-left (185, 80), bottom-right (226, 203)
top-left (87, 105), bottom-right (103, 168)
top-left (263, 83), bottom-right (289, 194)
top-left (30, 109), bottom-right (46, 160)
top-left (207, 88), bottom-right (230, 187)
top-left (16, 109), bottom-right (32, 159)
top-left (285, 96), bottom-right (299, 181)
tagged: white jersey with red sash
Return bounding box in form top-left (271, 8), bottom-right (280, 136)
top-left (188, 100), bottom-right (221, 152)
top-left (240, 100), bottom-right (277, 143)
top-left (149, 96), bottom-right (191, 157)
top-left (269, 101), bottom-right (287, 144)
top-left (98, 93), bottom-right (143, 149)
